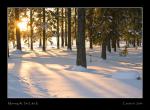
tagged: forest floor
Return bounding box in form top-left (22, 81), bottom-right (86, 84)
top-left (8, 39), bottom-right (143, 98)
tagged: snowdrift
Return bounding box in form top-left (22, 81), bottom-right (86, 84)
top-left (112, 71), bottom-right (141, 79)
top-left (11, 49), bottom-right (23, 54)
top-left (70, 65), bottom-right (87, 72)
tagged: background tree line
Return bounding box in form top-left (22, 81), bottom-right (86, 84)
top-left (8, 8), bottom-right (142, 68)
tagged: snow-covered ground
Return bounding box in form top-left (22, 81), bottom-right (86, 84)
top-left (8, 38), bottom-right (143, 98)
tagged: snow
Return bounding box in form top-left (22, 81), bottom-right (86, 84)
top-left (135, 31), bottom-right (139, 35)
top-left (109, 16), bottom-right (113, 19)
top-left (108, 19), bottom-right (112, 22)
top-left (70, 66), bottom-right (88, 72)
top-left (11, 49), bottom-right (23, 54)
top-left (131, 32), bottom-right (135, 35)
top-left (112, 71), bottom-right (141, 79)
top-left (8, 39), bottom-right (143, 98)
top-left (128, 29), bottom-right (132, 33)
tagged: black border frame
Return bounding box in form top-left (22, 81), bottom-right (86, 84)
top-left (0, 0), bottom-right (144, 109)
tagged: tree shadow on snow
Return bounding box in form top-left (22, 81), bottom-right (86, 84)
top-left (64, 65), bottom-right (112, 78)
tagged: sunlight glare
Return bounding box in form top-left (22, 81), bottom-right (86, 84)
top-left (17, 18), bottom-right (29, 31)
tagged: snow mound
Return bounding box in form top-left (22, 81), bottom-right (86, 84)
top-left (11, 50), bottom-right (23, 54)
top-left (66, 65), bottom-right (98, 74)
top-left (8, 73), bottom-right (20, 80)
top-left (11, 50), bottom-right (30, 55)
top-left (112, 71), bottom-right (140, 79)
top-left (71, 66), bottom-right (87, 72)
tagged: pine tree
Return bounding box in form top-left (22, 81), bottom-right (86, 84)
top-left (30, 8), bottom-right (33, 50)
top-left (15, 8), bottom-right (22, 50)
top-left (38, 8), bottom-right (42, 47)
top-left (101, 40), bottom-right (107, 60)
top-left (74, 8), bottom-right (77, 46)
top-left (42, 8), bottom-right (46, 51)
top-left (88, 8), bottom-right (94, 49)
top-left (65, 8), bottom-right (68, 46)
top-left (67, 8), bottom-right (72, 50)
top-left (76, 8), bottom-right (87, 68)
top-left (57, 8), bottom-right (60, 49)
top-left (61, 8), bottom-right (64, 47)
top-left (8, 46), bottom-right (9, 57)
top-left (107, 34), bottom-right (111, 53)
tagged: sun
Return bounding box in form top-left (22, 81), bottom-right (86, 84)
top-left (17, 22), bottom-right (27, 31)
top-left (17, 18), bottom-right (29, 31)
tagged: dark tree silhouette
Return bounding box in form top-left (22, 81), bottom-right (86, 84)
top-left (67, 8), bottom-right (72, 50)
top-left (57, 8), bottom-right (60, 49)
top-left (76, 8), bottom-right (87, 68)
top-left (30, 8), bottom-right (33, 50)
top-left (42, 8), bottom-right (46, 51)
top-left (15, 8), bottom-right (22, 50)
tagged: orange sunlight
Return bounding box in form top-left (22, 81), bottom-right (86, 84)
top-left (17, 18), bottom-right (29, 31)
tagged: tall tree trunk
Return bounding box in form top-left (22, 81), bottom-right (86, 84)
top-left (12, 40), bottom-right (15, 48)
top-left (61, 8), bottom-right (64, 47)
top-left (39, 37), bottom-right (42, 47)
top-left (111, 24), bottom-right (117, 52)
top-left (72, 36), bottom-right (74, 46)
top-left (57, 8), bottom-right (60, 49)
top-left (75, 8), bottom-right (77, 46)
top-left (28, 35), bottom-right (30, 47)
top-left (30, 8), bottom-right (33, 50)
top-left (15, 8), bottom-right (21, 50)
top-left (114, 40), bottom-right (116, 52)
top-left (65, 8), bottom-right (68, 46)
top-left (107, 36), bottom-right (111, 52)
top-left (117, 38), bottom-right (120, 48)
top-left (112, 38), bottom-right (116, 52)
top-left (133, 37), bottom-right (136, 47)
top-left (12, 29), bottom-right (15, 49)
top-left (67, 8), bottom-right (72, 50)
top-left (39, 11), bottom-right (42, 47)
top-left (101, 39), bottom-right (107, 60)
top-left (89, 33), bottom-right (93, 49)
top-left (8, 46), bottom-right (9, 57)
top-left (89, 9), bottom-right (93, 49)
top-left (126, 40), bottom-right (127, 46)
top-left (137, 38), bottom-right (141, 47)
top-left (137, 38), bottom-right (139, 46)
top-left (42, 8), bottom-right (46, 51)
top-left (76, 8), bottom-right (87, 68)
top-left (111, 11), bottom-right (118, 52)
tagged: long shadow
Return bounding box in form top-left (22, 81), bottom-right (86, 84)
top-left (33, 50), bottom-right (52, 57)
top-left (8, 48), bottom-right (142, 98)
top-left (8, 73), bottom-right (32, 98)
top-left (10, 50), bottom-right (31, 55)
top-left (8, 54), bottom-right (55, 98)
top-left (21, 48), bottom-right (142, 75)
top-left (116, 78), bottom-right (143, 90)
top-left (46, 51), bottom-right (69, 57)
top-left (46, 49), bottom-right (76, 57)
top-left (8, 56), bottom-right (32, 98)
top-left (21, 56), bottom-right (75, 66)
top-left (66, 65), bottom-right (142, 92)
top-left (33, 50), bottom-right (41, 57)
top-left (44, 65), bottom-right (124, 98)
top-left (21, 53), bottom-right (142, 79)
top-left (87, 58), bottom-right (142, 74)
top-left (26, 66), bottom-right (51, 97)
top-left (70, 71), bottom-right (142, 97)
top-left (15, 53), bottom-right (142, 74)
top-left (64, 66), bottom-right (112, 78)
